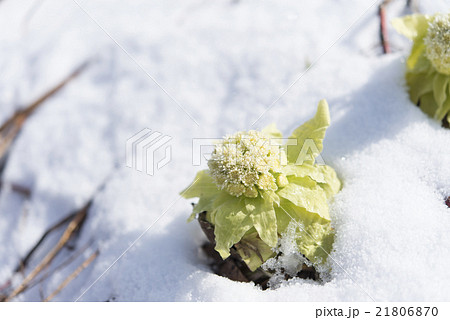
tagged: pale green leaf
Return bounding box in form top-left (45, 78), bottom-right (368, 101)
top-left (433, 73), bottom-right (449, 110)
top-left (189, 196), bottom-right (216, 222)
top-left (392, 14), bottom-right (429, 40)
top-left (409, 50), bottom-right (432, 74)
top-left (420, 91), bottom-right (439, 118)
top-left (407, 38), bottom-right (426, 70)
top-left (275, 199), bottom-right (334, 265)
top-left (286, 99), bottom-right (330, 165)
top-left (180, 170), bottom-right (218, 199)
top-left (208, 191), bottom-right (237, 225)
top-left (181, 170), bottom-right (220, 222)
top-left (235, 231), bottom-right (276, 271)
top-left (435, 95), bottom-right (450, 122)
top-left (261, 123), bottom-right (283, 139)
top-left (245, 197), bottom-right (278, 248)
top-left (277, 176), bottom-right (330, 220)
top-left (261, 189), bottom-right (280, 206)
top-left (280, 163), bottom-right (326, 183)
top-left (213, 197), bottom-right (253, 259)
top-left (392, 15), bottom-right (430, 70)
top-left (316, 165), bottom-right (341, 199)
top-left (407, 70), bottom-right (434, 104)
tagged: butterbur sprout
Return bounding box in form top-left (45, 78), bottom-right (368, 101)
top-left (208, 130), bottom-right (286, 197)
top-left (424, 14), bottom-right (450, 75)
top-left (181, 100), bottom-right (341, 283)
top-left (393, 13), bottom-right (450, 125)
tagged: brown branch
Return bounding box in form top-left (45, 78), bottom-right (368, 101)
top-left (27, 241), bottom-right (93, 291)
top-left (0, 61), bottom-right (90, 173)
top-left (43, 250), bottom-right (99, 302)
top-left (22, 62), bottom-right (90, 119)
top-left (14, 212), bottom-right (78, 273)
top-left (379, 0), bottom-right (392, 54)
top-left (3, 201), bottom-right (91, 301)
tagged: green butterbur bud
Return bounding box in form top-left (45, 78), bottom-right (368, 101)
top-left (393, 13), bottom-right (450, 124)
top-left (243, 186), bottom-right (258, 198)
top-left (424, 14), bottom-right (450, 75)
top-left (256, 173), bottom-right (277, 191)
top-left (226, 183), bottom-right (245, 197)
top-left (208, 130), bottom-right (285, 197)
top-left (276, 174), bottom-right (289, 188)
top-left (181, 100), bottom-right (341, 273)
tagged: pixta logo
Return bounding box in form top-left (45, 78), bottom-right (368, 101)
top-left (126, 128), bottom-right (172, 175)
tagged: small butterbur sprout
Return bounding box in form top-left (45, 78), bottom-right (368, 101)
top-left (425, 15), bottom-right (450, 75)
top-left (208, 130), bottom-right (284, 197)
top-left (276, 174), bottom-right (289, 188)
top-left (181, 99), bottom-right (341, 279)
top-left (393, 13), bottom-right (450, 125)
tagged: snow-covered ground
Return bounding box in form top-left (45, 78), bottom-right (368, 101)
top-left (0, 0), bottom-right (449, 301)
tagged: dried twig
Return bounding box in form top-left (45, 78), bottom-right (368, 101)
top-left (28, 240), bottom-right (93, 290)
top-left (0, 181), bottom-right (31, 198)
top-left (65, 207), bottom-right (89, 251)
top-left (379, 0), bottom-right (392, 54)
top-left (14, 212), bottom-right (78, 273)
top-left (0, 211), bottom-right (77, 295)
top-left (43, 249), bottom-right (99, 302)
top-left (0, 62), bottom-right (89, 176)
top-left (406, 0), bottom-right (419, 13)
top-left (3, 201), bottom-right (91, 301)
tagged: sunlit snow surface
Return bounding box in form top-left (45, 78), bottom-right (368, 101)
top-left (0, 0), bottom-right (449, 301)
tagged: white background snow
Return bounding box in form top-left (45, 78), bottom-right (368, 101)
top-left (0, 0), bottom-right (449, 301)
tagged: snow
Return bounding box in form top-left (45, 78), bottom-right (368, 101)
top-left (262, 221), bottom-right (313, 289)
top-left (0, 0), bottom-right (449, 301)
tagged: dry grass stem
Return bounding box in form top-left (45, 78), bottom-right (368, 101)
top-left (3, 201), bottom-right (90, 301)
top-left (43, 250), bottom-right (99, 302)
